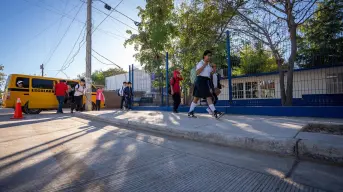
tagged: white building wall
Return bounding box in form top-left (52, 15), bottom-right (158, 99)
top-left (105, 73), bottom-right (129, 90)
top-left (133, 69), bottom-right (151, 93)
top-left (105, 69), bottom-right (152, 93)
top-left (218, 66), bottom-right (343, 100)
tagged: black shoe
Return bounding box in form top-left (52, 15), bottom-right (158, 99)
top-left (214, 110), bottom-right (224, 119)
top-left (173, 109), bottom-right (178, 113)
top-left (188, 111), bottom-right (197, 118)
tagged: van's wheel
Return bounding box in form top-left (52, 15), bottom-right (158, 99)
top-left (24, 102), bottom-right (42, 114)
top-left (22, 106), bottom-right (28, 114)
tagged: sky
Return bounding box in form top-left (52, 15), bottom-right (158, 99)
top-left (0, 0), bottom-right (146, 81)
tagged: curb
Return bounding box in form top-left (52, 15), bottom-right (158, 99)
top-left (74, 112), bottom-right (296, 156)
top-left (74, 113), bottom-right (343, 165)
top-left (297, 139), bottom-right (343, 165)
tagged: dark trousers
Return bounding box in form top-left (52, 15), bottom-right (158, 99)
top-left (125, 97), bottom-right (132, 109)
top-left (56, 96), bottom-right (64, 113)
top-left (71, 96), bottom-right (83, 112)
top-left (96, 100), bottom-right (101, 111)
top-left (172, 93), bottom-right (181, 111)
top-left (120, 96), bottom-right (125, 109)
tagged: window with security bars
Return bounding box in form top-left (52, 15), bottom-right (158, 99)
top-left (326, 73), bottom-right (343, 94)
top-left (260, 80), bottom-right (276, 98)
top-left (245, 82), bottom-right (258, 98)
top-left (232, 83), bottom-right (244, 99)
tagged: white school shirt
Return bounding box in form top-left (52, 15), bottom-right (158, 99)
top-left (196, 60), bottom-right (213, 78)
top-left (119, 86), bottom-right (126, 96)
top-left (74, 84), bottom-right (85, 96)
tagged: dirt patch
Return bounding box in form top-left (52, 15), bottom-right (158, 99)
top-left (302, 123), bottom-right (343, 135)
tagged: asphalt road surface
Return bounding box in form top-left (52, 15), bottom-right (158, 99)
top-left (0, 110), bottom-right (343, 192)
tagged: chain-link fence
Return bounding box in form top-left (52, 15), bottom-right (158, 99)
top-left (218, 31), bottom-right (343, 106)
top-left (106, 31), bottom-right (342, 108)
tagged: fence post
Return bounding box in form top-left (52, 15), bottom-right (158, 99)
top-left (131, 64), bottom-right (134, 92)
top-left (226, 30), bottom-right (232, 105)
top-left (166, 52), bottom-right (169, 107)
top-left (129, 65), bottom-right (131, 84)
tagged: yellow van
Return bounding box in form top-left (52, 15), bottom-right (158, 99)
top-left (2, 74), bottom-right (103, 114)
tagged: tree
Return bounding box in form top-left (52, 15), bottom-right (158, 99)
top-left (234, 0), bottom-right (329, 106)
top-left (297, 0), bottom-right (343, 68)
top-left (173, 0), bottom-right (243, 88)
top-left (76, 68), bottom-right (126, 85)
top-left (0, 65), bottom-right (5, 89)
top-left (233, 43), bottom-right (277, 76)
top-left (124, 0), bottom-right (177, 73)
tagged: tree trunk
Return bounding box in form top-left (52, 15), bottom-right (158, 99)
top-left (277, 59), bottom-right (287, 106)
top-left (285, 17), bottom-right (297, 106)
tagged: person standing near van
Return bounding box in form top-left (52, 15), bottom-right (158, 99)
top-left (170, 69), bottom-right (183, 113)
top-left (54, 80), bottom-right (68, 114)
top-left (96, 87), bottom-right (105, 111)
top-left (71, 79), bottom-right (86, 113)
top-left (119, 82), bottom-right (126, 110)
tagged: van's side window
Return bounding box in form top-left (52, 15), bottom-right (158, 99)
top-left (67, 81), bottom-right (77, 88)
top-left (16, 77), bottom-right (29, 88)
top-left (32, 79), bottom-right (54, 89)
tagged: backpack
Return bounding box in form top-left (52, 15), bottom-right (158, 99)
top-left (168, 77), bottom-right (175, 95)
top-left (190, 67), bottom-right (197, 84)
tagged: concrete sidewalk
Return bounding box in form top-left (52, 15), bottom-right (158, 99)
top-left (74, 110), bottom-right (343, 164)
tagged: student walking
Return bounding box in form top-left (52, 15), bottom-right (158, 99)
top-left (124, 82), bottom-right (133, 110)
top-left (207, 63), bottom-right (222, 115)
top-left (119, 82), bottom-right (126, 110)
top-left (188, 50), bottom-right (224, 119)
top-left (54, 80), bottom-right (68, 114)
top-left (71, 79), bottom-right (86, 113)
top-left (170, 69), bottom-right (183, 113)
top-left (96, 87), bottom-right (105, 111)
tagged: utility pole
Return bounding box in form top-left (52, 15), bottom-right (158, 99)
top-left (40, 64), bottom-right (44, 77)
top-left (85, 0), bottom-right (92, 111)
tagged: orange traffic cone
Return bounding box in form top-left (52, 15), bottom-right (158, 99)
top-left (11, 98), bottom-right (23, 119)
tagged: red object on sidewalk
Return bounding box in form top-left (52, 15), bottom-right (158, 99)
top-left (11, 98), bottom-right (23, 119)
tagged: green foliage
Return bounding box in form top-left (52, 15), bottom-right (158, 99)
top-left (233, 43), bottom-right (277, 76)
top-left (173, 0), bottom-right (241, 86)
top-left (77, 68), bottom-right (126, 85)
top-left (124, 0), bottom-right (177, 73)
top-left (297, 0), bottom-right (343, 68)
top-left (0, 65), bottom-right (5, 89)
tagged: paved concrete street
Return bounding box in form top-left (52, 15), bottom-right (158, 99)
top-left (76, 110), bottom-right (343, 164)
top-left (1, 111), bottom-right (343, 192)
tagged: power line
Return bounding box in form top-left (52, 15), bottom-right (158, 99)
top-left (91, 0), bottom-right (125, 34)
top-left (97, 0), bottom-right (140, 25)
top-left (91, 48), bottom-right (122, 69)
top-left (92, 5), bottom-right (138, 31)
top-left (55, 23), bottom-right (87, 77)
top-left (91, 53), bottom-right (112, 65)
top-left (3, 3), bottom-right (81, 61)
top-left (58, 0), bottom-right (126, 75)
top-left (24, 0), bottom-right (125, 40)
top-left (55, 0), bottom-right (70, 35)
top-left (43, 2), bottom-right (85, 68)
